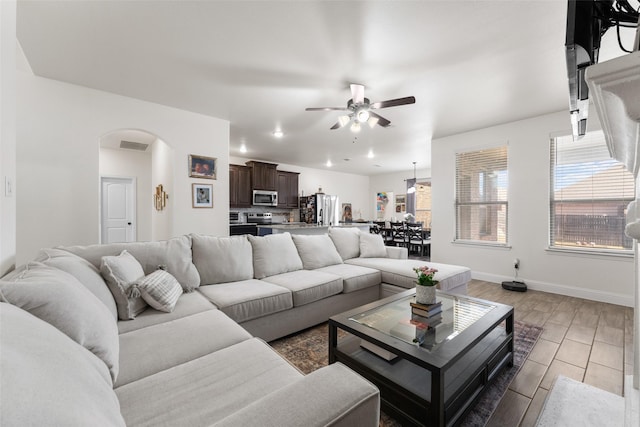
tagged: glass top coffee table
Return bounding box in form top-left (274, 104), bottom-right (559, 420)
top-left (328, 289), bottom-right (514, 427)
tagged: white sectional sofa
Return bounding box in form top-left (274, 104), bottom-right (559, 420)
top-left (0, 227), bottom-right (470, 426)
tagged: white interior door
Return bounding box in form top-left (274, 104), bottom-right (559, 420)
top-left (101, 177), bottom-right (136, 243)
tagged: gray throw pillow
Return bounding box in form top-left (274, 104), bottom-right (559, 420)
top-left (291, 234), bottom-right (343, 269)
top-left (100, 250), bottom-right (147, 320)
top-left (133, 269), bottom-right (183, 313)
top-left (191, 234), bottom-right (254, 284)
top-left (248, 233), bottom-right (303, 279)
top-left (35, 248), bottom-right (118, 320)
top-left (328, 227), bottom-right (361, 260)
top-left (0, 303), bottom-right (125, 426)
top-left (0, 263), bottom-right (120, 382)
top-left (359, 232), bottom-right (388, 258)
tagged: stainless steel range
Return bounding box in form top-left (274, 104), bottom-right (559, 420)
top-left (247, 212), bottom-right (272, 224)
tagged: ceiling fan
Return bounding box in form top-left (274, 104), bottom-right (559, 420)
top-left (305, 84), bottom-right (416, 132)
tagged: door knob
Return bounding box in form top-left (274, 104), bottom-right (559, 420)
top-left (127, 222), bottom-right (132, 225)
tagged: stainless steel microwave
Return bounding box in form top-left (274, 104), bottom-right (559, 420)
top-left (252, 190), bottom-right (278, 206)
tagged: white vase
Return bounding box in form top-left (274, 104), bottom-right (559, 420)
top-left (415, 285), bottom-right (436, 305)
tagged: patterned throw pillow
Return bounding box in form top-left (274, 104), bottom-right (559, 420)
top-left (131, 269), bottom-right (183, 313)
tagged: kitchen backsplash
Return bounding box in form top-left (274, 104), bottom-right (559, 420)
top-left (233, 207), bottom-right (299, 223)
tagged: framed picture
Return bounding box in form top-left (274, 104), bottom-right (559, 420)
top-left (192, 183), bottom-right (213, 208)
top-left (188, 154), bottom-right (217, 180)
top-left (342, 203), bottom-right (352, 222)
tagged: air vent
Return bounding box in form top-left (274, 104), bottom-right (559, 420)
top-left (120, 140), bottom-right (149, 151)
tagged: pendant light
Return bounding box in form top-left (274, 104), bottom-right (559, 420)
top-left (407, 162), bottom-right (417, 194)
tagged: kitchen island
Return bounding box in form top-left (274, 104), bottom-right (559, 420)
top-left (257, 222), bottom-right (372, 236)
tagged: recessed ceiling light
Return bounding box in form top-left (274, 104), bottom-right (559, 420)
top-left (272, 130), bottom-right (284, 138)
top-left (326, 160), bottom-right (333, 167)
top-left (240, 144), bottom-right (247, 153)
top-left (343, 158), bottom-right (351, 162)
top-left (367, 150), bottom-right (374, 159)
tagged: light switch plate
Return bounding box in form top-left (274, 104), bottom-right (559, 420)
top-left (5, 176), bottom-right (13, 197)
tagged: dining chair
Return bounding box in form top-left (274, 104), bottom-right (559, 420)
top-left (407, 222), bottom-right (430, 256)
top-left (389, 222), bottom-right (408, 247)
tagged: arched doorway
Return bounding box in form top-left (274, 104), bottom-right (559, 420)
top-left (99, 129), bottom-right (174, 242)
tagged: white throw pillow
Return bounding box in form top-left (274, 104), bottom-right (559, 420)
top-left (0, 263), bottom-right (120, 382)
top-left (328, 227), bottom-right (361, 260)
top-left (133, 269), bottom-right (183, 313)
top-left (100, 250), bottom-right (147, 320)
top-left (291, 234), bottom-right (343, 269)
top-left (248, 233), bottom-right (303, 279)
top-left (359, 232), bottom-right (388, 258)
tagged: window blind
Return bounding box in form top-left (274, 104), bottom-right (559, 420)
top-left (550, 131), bottom-right (634, 252)
top-left (455, 146), bottom-right (508, 244)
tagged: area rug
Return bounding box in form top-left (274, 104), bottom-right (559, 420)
top-left (270, 320), bottom-right (542, 427)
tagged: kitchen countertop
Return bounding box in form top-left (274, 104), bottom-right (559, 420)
top-left (257, 223), bottom-right (373, 229)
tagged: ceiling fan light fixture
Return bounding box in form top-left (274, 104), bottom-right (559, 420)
top-left (355, 108), bottom-right (370, 123)
top-left (338, 115), bottom-right (351, 127)
top-left (367, 116), bottom-right (379, 128)
top-left (350, 122), bottom-right (361, 133)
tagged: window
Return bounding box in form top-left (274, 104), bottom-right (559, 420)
top-left (415, 180), bottom-right (432, 228)
top-left (455, 146), bottom-right (508, 244)
top-left (550, 131), bottom-right (634, 252)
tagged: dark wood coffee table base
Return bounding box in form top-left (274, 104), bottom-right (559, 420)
top-left (328, 291), bottom-right (514, 427)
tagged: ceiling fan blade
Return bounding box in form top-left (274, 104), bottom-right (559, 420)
top-left (371, 96), bottom-right (416, 109)
top-left (369, 111), bottom-right (391, 127)
top-left (305, 107), bottom-right (348, 111)
top-left (350, 84), bottom-right (365, 104)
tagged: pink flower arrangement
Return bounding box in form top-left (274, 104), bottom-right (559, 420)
top-left (413, 266), bottom-right (438, 286)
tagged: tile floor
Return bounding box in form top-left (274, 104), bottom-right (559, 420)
top-left (466, 279), bottom-right (634, 427)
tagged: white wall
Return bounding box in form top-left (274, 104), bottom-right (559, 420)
top-left (432, 110), bottom-right (635, 306)
top-left (16, 72), bottom-right (229, 265)
top-left (99, 146), bottom-right (152, 241)
top-left (230, 156), bottom-right (371, 220)
top-left (151, 138), bottom-right (173, 240)
top-left (0, 0), bottom-right (16, 275)
top-left (369, 168), bottom-right (431, 221)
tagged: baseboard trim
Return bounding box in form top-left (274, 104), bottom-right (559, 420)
top-left (472, 272), bottom-right (634, 307)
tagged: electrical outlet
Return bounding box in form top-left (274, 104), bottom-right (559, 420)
top-left (514, 258), bottom-right (520, 269)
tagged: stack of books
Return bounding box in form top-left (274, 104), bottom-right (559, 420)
top-left (410, 301), bottom-right (443, 326)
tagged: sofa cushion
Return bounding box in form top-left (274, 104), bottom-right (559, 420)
top-left (191, 234), bottom-right (254, 285)
top-left (262, 270), bottom-right (343, 307)
top-left (248, 233), bottom-right (303, 279)
top-left (315, 263), bottom-right (382, 293)
top-left (34, 247), bottom-right (118, 320)
top-left (0, 303), bottom-right (125, 426)
top-left (116, 309), bottom-right (252, 387)
top-left (60, 235), bottom-right (200, 291)
top-left (118, 291), bottom-right (216, 334)
top-left (291, 234), bottom-right (343, 269)
top-left (345, 258), bottom-right (471, 293)
top-left (115, 338), bottom-right (302, 426)
top-left (0, 263), bottom-right (120, 381)
top-left (359, 232), bottom-right (388, 258)
top-left (134, 269), bottom-right (183, 313)
top-left (329, 227), bottom-right (361, 260)
top-left (197, 279), bottom-right (293, 323)
top-left (100, 250), bottom-right (148, 320)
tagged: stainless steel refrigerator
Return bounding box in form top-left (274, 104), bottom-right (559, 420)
top-left (316, 193), bottom-right (340, 226)
top-left (300, 193), bottom-right (340, 225)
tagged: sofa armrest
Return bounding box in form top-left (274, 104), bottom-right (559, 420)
top-left (212, 363), bottom-right (380, 427)
top-left (385, 246), bottom-right (408, 259)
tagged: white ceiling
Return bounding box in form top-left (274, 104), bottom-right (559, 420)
top-left (15, 0), bottom-right (635, 175)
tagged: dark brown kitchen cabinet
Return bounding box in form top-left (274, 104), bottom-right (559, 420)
top-left (229, 164), bottom-right (252, 208)
top-left (277, 170), bottom-right (299, 208)
top-left (246, 161), bottom-right (277, 191)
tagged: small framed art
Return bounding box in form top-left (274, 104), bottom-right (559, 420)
top-left (188, 154), bottom-right (217, 180)
top-left (192, 183), bottom-right (213, 208)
